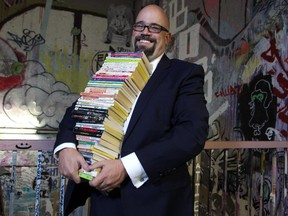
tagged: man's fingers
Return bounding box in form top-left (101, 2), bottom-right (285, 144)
top-left (88, 160), bottom-right (104, 171)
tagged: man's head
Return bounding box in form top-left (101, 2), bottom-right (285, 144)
top-left (131, 4), bottom-right (171, 62)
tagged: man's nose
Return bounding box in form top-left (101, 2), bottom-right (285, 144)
top-left (142, 26), bottom-right (151, 33)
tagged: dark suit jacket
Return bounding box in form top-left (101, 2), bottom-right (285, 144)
top-left (54, 54), bottom-right (209, 216)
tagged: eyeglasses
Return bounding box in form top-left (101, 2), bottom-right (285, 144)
top-left (132, 23), bottom-right (169, 33)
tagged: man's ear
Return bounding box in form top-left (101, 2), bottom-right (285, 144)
top-left (165, 32), bottom-right (172, 47)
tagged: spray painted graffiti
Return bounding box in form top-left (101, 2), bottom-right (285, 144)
top-left (239, 73), bottom-right (277, 140)
top-left (162, 0), bottom-right (288, 141)
top-left (0, 37), bottom-right (26, 91)
top-left (215, 84), bottom-right (243, 98)
top-left (8, 29), bottom-right (45, 52)
top-left (160, 0), bottom-right (288, 214)
top-left (105, 4), bottom-right (133, 47)
top-left (260, 29), bottom-right (288, 137)
top-left (0, 150), bottom-right (63, 215)
top-left (0, 37), bottom-right (79, 129)
top-left (249, 79), bottom-right (274, 136)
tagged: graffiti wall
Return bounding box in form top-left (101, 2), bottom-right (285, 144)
top-left (0, 1), bottom-right (132, 131)
top-left (154, 0), bottom-right (288, 215)
top-left (0, 150), bottom-right (64, 215)
top-left (158, 0), bottom-right (288, 142)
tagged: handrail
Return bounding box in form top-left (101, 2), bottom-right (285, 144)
top-left (0, 139), bottom-right (287, 150)
top-left (0, 139), bottom-right (55, 150)
top-left (204, 141), bottom-right (288, 149)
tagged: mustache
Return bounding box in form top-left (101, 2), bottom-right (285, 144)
top-left (135, 35), bottom-right (156, 43)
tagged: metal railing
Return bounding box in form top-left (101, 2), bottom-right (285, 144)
top-left (0, 139), bottom-right (287, 216)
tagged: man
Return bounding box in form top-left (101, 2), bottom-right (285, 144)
top-left (54, 4), bottom-right (209, 216)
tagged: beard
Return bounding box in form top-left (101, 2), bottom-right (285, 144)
top-left (133, 35), bottom-right (156, 59)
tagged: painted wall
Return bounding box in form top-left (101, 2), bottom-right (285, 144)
top-left (157, 0), bottom-right (288, 142)
top-left (154, 0), bottom-right (288, 215)
top-left (0, 2), bottom-right (132, 131)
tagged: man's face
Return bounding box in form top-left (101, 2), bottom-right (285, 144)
top-left (131, 9), bottom-right (170, 61)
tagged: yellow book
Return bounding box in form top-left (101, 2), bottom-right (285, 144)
top-left (91, 153), bottom-right (111, 162)
top-left (92, 143), bottom-right (119, 158)
top-left (115, 90), bottom-right (133, 111)
top-left (90, 147), bottom-right (118, 160)
top-left (113, 100), bottom-right (129, 118)
top-left (108, 108), bottom-right (126, 125)
top-left (125, 77), bottom-right (141, 95)
top-left (100, 138), bottom-right (121, 153)
top-left (122, 83), bottom-right (137, 100)
top-left (137, 61), bottom-right (150, 82)
top-left (131, 70), bottom-right (146, 90)
top-left (100, 130), bottom-right (122, 147)
top-left (103, 117), bottom-right (124, 140)
top-left (119, 87), bottom-right (135, 104)
top-left (140, 52), bottom-right (152, 75)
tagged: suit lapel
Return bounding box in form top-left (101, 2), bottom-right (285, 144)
top-left (123, 54), bottom-right (171, 141)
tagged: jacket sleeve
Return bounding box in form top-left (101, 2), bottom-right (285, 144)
top-left (54, 101), bottom-right (78, 149)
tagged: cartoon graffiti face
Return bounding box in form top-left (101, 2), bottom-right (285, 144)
top-left (109, 6), bottom-right (131, 33)
top-left (249, 89), bottom-right (268, 135)
top-left (248, 79), bottom-right (273, 136)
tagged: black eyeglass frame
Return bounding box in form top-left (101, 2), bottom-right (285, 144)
top-left (132, 22), bottom-right (169, 33)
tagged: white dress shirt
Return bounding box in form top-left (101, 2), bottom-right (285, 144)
top-left (54, 53), bottom-right (163, 188)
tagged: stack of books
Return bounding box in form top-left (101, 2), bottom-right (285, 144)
top-left (74, 52), bottom-right (152, 180)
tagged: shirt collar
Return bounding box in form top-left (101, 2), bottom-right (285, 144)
top-left (149, 53), bottom-right (164, 73)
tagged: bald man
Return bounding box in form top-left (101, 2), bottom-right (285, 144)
top-left (54, 4), bottom-right (209, 216)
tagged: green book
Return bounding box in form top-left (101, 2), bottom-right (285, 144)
top-left (78, 169), bottom-right (99, 181)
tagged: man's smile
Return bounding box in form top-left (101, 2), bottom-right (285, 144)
top-left (137, 39), bottom-right (153, 45)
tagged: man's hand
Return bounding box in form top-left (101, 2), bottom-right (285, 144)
top-left (58, 148), bottom-right (89, 184)
top-left (88, 159), bottom-right (127, 192)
